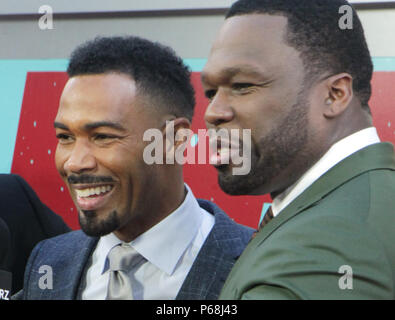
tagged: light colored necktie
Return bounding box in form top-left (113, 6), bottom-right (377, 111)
top-left (106, 243), bottom-right (142, 300)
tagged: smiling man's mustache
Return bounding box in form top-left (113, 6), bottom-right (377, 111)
top-left (67, 174), bottom-right (115, 185)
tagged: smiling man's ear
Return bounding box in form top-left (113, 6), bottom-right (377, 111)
top-left (162, 117), bottom-right (192, 164)
top-left (323, 73), bottom-right (353, 119)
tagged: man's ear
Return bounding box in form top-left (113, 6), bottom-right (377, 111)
top-left (323, 73), bottom-right (353, 119)
top-left (162, 117), bottom-right (192, 164)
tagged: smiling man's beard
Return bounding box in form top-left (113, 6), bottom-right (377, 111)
top-left (217, 94), bottom-right (311, 196)
top-left (79, 209), bottom-right (121, 237)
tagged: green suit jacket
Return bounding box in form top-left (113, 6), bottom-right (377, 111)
top-left (220, 142), bottom-right (395, 299)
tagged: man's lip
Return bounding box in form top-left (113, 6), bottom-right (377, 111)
top-left (209, 146), bottom-right (241, 167)
top-left (71, 183), bottom-right (115, 190)
top-left (71, 184), bottom-right (115, 211)
top-left (209, 138), bottom-right (241, 152)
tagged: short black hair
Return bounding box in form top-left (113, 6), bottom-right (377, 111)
top-left (226, 0), bottom-right (373, 112)
top-left (67, 36), bottom-right (195, 121)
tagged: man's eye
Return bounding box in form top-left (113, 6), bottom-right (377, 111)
top-left (232, 83), bottom-right (254, 90)
top-left (94, 134), bottom-right (117, 141)
top-left (56, 133), bottom-right (73, 144)
top-left (231, 83), bottom-right (258, 96)
top-left (204, 89), bottom-right (217, 100)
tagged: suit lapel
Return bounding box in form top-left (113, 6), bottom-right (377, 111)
top-left (176, 201), bottom-right (253, 300)
top-left (176, 232), bottom-right (235, 300)
top-left (73, 237), bottom-right (98, 299)
top-left (254, 142), bottom-right (395, 245)
top-left (51, 232), bottom-right (98, 299)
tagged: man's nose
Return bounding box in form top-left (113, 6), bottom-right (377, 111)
top-left (64, 140), bottom-right (97, 174)
top-left (204, 90), bottom-right (235, 127)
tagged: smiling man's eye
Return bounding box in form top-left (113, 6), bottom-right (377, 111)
top-left (94, 134), bottom-right (116, 140)
top-left (95, 134), bottom-right (110, 139)
top-left (93, 133), bottom-right (122, 144)
top-left (56, 133), bottom-right (73, 144)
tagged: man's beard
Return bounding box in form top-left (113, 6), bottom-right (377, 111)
top-left (217, 94), bottom-right (310, 196)
top-left (79, 209), bottom-right (121, 237)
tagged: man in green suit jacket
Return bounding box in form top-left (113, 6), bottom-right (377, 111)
top-left (201, 0), bottom-right (395, 299)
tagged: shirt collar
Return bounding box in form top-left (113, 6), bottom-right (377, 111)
top-left (99, 183), bottom-right (203, 276)
top-left (272, 127), bottom-right (381, 216)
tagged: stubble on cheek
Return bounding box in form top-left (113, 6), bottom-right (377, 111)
top-left (217, 96), bottom-right (310, 195)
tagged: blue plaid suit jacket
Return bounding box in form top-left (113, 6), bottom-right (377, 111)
top-left (14, 199), bottom-right (253, 300)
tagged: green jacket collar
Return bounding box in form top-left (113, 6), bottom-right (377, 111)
top-left (255, 142), bottom-right (395, 243)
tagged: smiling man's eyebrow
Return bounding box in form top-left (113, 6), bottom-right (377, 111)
top-left (54, 121), bottom-right (126, 131)
top-left (54, 122), bottom-right (69, 130)
top-left (83, 121), bottom-right (126, 131)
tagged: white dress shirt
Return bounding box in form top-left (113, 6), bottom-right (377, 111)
top-left (271, 127), bottom-right (381, 217)
top-left (81, 184), bottom-right (215, 300)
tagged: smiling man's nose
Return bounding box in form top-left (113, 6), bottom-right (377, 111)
top-left (64, 142), bottom-right (97, 174)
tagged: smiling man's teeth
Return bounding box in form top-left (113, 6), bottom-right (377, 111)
top-left (76, 185), bottom-right (112, 198)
